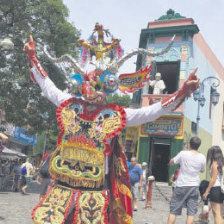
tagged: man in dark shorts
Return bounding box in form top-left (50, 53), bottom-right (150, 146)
top-left (167, 137), bottom-right (206, 224)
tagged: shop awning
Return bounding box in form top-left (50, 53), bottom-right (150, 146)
top-left (1, 147), bottom-right (27, 158)
top-left (0, 154), bottom-right (19, 161)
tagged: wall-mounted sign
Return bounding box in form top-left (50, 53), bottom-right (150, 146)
top-left (125, 127), bottom-right (138, 152)
top-left (141, 117), bottom-right (183, 136)
top-left (13, 127), bottom-right (37, 146)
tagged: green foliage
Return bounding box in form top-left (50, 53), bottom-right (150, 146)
top-left (0, 0), bottom-right (80, 146)
top-left (106, 93), bottom-right (132, 107)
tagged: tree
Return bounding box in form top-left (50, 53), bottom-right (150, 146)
top-left (0, 0), bottom-right (80, 138)
top-left (106, 93), bottom-right (132, 107)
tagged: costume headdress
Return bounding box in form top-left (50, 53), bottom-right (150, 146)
top-left (44, 23), bottom-right (175, 103)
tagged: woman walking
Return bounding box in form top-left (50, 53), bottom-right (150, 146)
top-left (203, 146), bottom-right (224, 224)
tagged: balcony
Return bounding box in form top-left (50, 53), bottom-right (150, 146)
top-left (141, 93), bottom-right (184, 114)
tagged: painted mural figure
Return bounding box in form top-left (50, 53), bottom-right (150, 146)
top-left (149, 72), bottom-right (166, 94)
top-left (24, 24), bottom-right (199, 224)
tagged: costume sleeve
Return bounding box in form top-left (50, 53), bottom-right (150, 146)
top-left (124, 101), bottom-right (177, 127)
top-left (173, 152), bottom-right (182, 164)
top-left (31, 66), bottom-right (72, 107)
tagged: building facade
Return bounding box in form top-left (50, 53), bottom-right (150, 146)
top-left (130, 9), bottom-right (224, 183)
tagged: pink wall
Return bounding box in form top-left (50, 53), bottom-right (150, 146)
top-left (148, 18), bottom-right (194, 29)
top-left (193, 33), bottom-right (224, 82)
top-left (155, 36), bottom-right (182, 43)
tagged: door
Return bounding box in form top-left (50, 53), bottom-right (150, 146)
top-left (149, 137), bottom-right (171, 182)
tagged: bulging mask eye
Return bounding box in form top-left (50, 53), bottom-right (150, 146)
top-left (68, 74), bottom-right (83, 97)
top-left (101, 72), bottom-right (119, 94)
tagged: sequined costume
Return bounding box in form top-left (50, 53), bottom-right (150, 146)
top-left (24, 24), bottom-right (199, 224)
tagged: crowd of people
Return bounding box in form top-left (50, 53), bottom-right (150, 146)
top-left (127, 136), bottom-right (224, 224)
top-left (0, 152), bottom-right (52, 200)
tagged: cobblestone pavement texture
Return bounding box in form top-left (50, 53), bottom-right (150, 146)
top-left (0, 182), bottom-right (215, 224)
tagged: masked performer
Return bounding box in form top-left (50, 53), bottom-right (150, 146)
top-left (24, 24), bottom-right (199, 224)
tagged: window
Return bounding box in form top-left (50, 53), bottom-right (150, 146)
top-left (148, 61), bottom-right (180, 94)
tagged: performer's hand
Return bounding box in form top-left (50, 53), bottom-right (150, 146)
top-left (183, 67), bottom-right (200, 97)
top-left (23, 35), bottom-right (36, 59)
top-left (23, 35), bottom-right (48, 80)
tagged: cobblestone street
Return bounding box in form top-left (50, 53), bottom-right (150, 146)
top-left (0, 182), bottom-right (214, 224)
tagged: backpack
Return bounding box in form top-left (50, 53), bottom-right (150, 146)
top-left (39, 154), bottom-right (51, 178)
top-left (21, 165), bottom-right (27, 176)
top-left (199, 180), bottom-right (209, 197)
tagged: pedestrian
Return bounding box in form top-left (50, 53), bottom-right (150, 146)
top-left (12, 160), bottom-right (21, 192)
top-left (38, 153), bottom-right (52, 200)
top-left (0, 132), bottom-right (8, 154)
top-left (129, 157), bottom-right (143, 211)
top-left (141, 162), bottom-right (148, 201)
top-left (167, 136), bottom-right (206, 224)
top-left (202, 146), bottom-right (224, 224)
top-left (21, 157), bottom-right (34, 194)
top-left (1, 160), bottom-right (11, 191)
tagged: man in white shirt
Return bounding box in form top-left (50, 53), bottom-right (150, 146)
top-left (167, 136), bottom-right (206, 224)
top-left (21, 157), bottom-right (34, 194)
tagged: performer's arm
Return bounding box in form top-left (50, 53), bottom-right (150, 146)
top-left (24, 35), bottom-right (71, 107)
top-left (31, 66), bottom-right (71, 107)
top-left (125, 102), bottom-right (168, 127)
top-left (125, 68), bottom-right (199, 127)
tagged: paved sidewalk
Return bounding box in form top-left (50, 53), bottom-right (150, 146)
top-left (0, 191), bottom-right (213, 224)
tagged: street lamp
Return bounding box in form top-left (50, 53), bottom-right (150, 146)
top-left (193, 76), bottom-right (220, 136)
top-left (0, 37), bottom-right (14, 50)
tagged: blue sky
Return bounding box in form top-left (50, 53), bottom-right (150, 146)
top-left (63, 0), bottom-right (224, 74)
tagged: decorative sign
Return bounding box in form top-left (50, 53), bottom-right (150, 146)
top-left (141, 117), bottom-right (183, 136)
top-left (13, 127), bottom-right (37, 146)
top-left (125, 127), bottom-right (138, 152)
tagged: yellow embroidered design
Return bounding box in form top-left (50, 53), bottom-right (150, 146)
top-left (113, 154), bottom-right (127, 177)
top-left (112, 198), bottom-right (133, 224)
top-left (76, 191), bottom-right (107, 223)
top-left (88, 115), bottom-right (121, 141)
top-left (117, 181), bottom-right (132, 199)
top-left (62, 107), bottom-right (81, 134)
top-left (33, 185), bottom-right (73, 224)
top-left (49, 143), bottom-right (105, 188)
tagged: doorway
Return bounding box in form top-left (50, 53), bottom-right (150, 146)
top-left (149, 138), bottom-right (171, 182)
